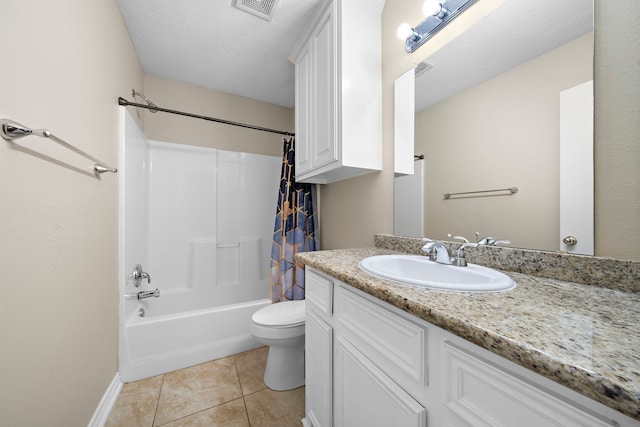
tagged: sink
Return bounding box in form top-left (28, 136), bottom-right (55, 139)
top-left (359, 255), bottom-right (515, 292)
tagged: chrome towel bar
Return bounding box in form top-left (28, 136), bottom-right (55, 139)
top-left (0, 118), bottom-right (117, 175)
top-left (444, 186), bottom-right (518, 200)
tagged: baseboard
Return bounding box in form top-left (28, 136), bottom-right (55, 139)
top-left (301, 418), bottom-right (312, 427)
top-left (87, 372), bottom-right (123, 427)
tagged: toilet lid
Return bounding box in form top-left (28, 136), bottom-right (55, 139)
top-left (252, 300), bottom-right (305, 327)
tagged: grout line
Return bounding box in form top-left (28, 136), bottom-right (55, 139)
top-left (233, 356), bottom-right (254, 426)
top-left (151, 374), bottom-right (165, 427)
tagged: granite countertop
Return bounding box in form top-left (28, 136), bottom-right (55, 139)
top-left (296, 245), bottom-right (640, 422)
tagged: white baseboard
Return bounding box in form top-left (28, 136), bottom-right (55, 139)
top-left (301, 418), bottom-right (312, 427)
top-left (87, 372), bottom-right (122, 427)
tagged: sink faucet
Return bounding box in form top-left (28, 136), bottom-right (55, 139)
top-left (475, 232), bottom-right (511, 246)
top-left (448, 234), bottom-right (478, 267)
top-left (422, 235), bottom-right (478, 267)
top-left (421, 239), bottom-right (452, 265)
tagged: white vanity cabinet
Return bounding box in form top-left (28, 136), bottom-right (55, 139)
top-left (304, 270), bottom-right (334, 427)
top-left (304, 267), bottom-right (632, 427)
top-left (290, 0), bottom-right (383, 184)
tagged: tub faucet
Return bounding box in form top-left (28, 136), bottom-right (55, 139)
top-left (124, 288), bottom-right (161, 300)
top-left (137, 289), bottom-right (160, 300)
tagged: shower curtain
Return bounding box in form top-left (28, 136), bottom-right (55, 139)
top-left (270, 137), bottom-right (319, 302)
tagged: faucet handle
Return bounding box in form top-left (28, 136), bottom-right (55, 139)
top-left (448, 234), bottom-right (471, 244)
top-left (130, 264), bottom-right (151, 287)
top-left (448, 234), bottom-right (478, 267)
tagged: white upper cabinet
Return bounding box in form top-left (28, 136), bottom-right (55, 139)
top-left (290, 0), bottom-right (384, 184)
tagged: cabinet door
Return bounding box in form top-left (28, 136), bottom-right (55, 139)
top-left (444, 342), bottom-right (615, 427)
top-left (311, 2), bottom-right (338, 170)
top-left (294, 42), bottom-right (312, 176)
top-left (306, 308), bottom-right (333, 427)
top-left (334, 337), bottom-right (427, 427)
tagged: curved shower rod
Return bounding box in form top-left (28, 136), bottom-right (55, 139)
top-left (119, 90), bottom-right (295, 137)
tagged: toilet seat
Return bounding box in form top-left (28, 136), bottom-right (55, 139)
top-left (251, 300), bottom-right (305, 328)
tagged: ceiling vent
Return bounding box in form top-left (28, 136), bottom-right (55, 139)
top-left (415, 61), bottom-right (434, 78)
top-left (233, 0), bottom-right (280, 21)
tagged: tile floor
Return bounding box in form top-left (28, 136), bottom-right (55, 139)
top-left (106, 347), bottom-right (305, 426)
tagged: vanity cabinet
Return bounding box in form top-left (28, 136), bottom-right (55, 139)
top-left (304, 267), bottom-right (627, 427)
top-left (304, 270), bottom-right (334, 427)
top-left (290, 0), bottom-right (383, 184)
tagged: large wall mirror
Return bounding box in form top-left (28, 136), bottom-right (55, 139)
top-left (395, 0), bottom-right (594, 253)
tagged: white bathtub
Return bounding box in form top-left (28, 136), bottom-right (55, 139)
top-left (118, 297), bottom-right (270, 382)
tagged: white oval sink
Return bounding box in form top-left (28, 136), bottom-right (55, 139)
top-left (359, 255), bottom-right (515, 292)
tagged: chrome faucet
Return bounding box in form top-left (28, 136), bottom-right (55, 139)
top-left (421, 239), bottom-right (452, 265)
top-left (130, 264), bottom-right (151, 287)
top-left (475, 232), bottom-right (511, 246)
top-left (448, 234), bottom-right (478, 267)
top-left (421, 235), bottom-right (479, 267)
top-left (137, 288), bottom-right (160, 300)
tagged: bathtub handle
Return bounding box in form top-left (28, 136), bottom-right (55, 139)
top-left (130, 264), bottom-right (151, 287)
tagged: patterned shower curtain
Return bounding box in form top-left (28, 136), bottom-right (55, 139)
top-left (270, 137), bottom-right (319, 302)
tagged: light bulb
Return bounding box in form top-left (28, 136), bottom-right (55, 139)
top-left (397, 23), bottom-right (414, 40)
top-left (423, 0), bottom-right (442, 17)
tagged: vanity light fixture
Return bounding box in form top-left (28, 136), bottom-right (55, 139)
top-left (398, 0), bottom-right (479, 53)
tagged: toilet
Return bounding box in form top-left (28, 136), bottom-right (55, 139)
top-left (250, 300), bottom-right (305, 391)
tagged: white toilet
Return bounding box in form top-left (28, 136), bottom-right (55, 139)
top-left (250, 300), bottom-right (305, 391)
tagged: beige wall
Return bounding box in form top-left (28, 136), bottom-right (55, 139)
top-left (415, 34), bottom-right (592, 251)
top-left (142, 75), bottom-right (293, 157)
top-left (0, 0), bottom-right (143, 425)
top-left (594, 0), bottom-right (640, 260)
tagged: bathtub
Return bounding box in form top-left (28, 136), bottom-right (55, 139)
top-left (119, 297), bottom-right (270, 382)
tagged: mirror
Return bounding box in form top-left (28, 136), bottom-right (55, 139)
top-left (396, 0), bottom-right (594, 252)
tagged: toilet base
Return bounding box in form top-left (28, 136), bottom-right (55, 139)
top-left (263, 340), bottom-right (305, 391)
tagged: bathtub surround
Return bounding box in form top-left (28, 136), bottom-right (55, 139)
top-left (296, 234), bottom-right (640, 422)
top-left (120, 110), bottom-right (280, 381)
top-left (271, 137), bottom-right (320, 302)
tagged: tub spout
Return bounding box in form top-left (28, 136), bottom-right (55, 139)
top-left (138, 289), bottom-right (160, 300)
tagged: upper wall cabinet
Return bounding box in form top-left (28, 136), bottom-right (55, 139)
top-left (290, 0), bottom-right (384, 184)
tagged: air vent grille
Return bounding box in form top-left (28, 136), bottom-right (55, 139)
top-left (415, 61), bottom-right (434, 78)
top-left (233, 0), bottom-right (280, 21)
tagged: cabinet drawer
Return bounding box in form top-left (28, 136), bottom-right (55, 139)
top-left (306, 269), bottom-right (334, 316)
top-left (335, 286), bottom-right (426, 385)
top-left (444, 342), bottom-right (616, 427)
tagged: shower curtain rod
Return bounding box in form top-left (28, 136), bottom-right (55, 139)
top-left (118, 97), bottom-right (295, 137)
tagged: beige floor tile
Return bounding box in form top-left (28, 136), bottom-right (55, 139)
top-left (105, 375), bottom-right (163, 427)
top-left (158, 398), bottom-right (250, 427)
top-left (233, 346), bottom-right (268, 395)
top-left (154, 357), bottom-right (243, 426)
top-left (244, 386), bottom-right (305, 427)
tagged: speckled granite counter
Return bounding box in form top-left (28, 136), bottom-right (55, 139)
top-left (295, 238), bottom-right (640, 421)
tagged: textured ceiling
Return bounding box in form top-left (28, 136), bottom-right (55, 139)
top-left (117, 0), bottom-right (322, 108)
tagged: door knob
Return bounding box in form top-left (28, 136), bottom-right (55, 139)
top-left (562, 236), bottom-right (578, 246)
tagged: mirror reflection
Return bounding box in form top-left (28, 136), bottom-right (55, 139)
top-left (397, 0), bottom-right (594, 252)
